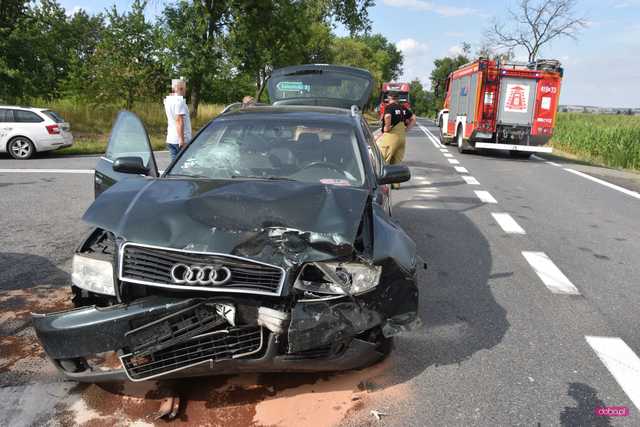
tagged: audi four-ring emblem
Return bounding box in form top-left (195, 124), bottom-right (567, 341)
top-left (170, 263), bottom-right (232, 286)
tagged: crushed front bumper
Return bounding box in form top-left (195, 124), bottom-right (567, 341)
top-left (32, 294), bottom-right (416, 382)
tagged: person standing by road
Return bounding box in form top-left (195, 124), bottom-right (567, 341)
top-left (164, 78), bottom-right (192, 160)
top-left (378, 92), bottom-right (416, 168)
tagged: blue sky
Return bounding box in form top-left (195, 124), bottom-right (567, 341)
top-left (60, 0), bottom-right (640, 108)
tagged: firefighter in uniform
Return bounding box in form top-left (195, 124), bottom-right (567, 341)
top-left (378, 92), bottom-right (416, 169)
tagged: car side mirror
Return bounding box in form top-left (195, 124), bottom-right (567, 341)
top-left (113, 156), bottom-right (148, 175)
top-left (378, 164), bottom-right (411, 185)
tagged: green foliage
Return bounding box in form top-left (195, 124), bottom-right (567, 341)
top-left (408, 78), bottom-right (435, 116)
top-left (430, 53), bottom-right (470, 110)
top-left (0, 0), bottom-right (390, 110)
top-left (90, 0), bottom-right (165, 108)
top-left (552, 113), bottom-right (640, 170)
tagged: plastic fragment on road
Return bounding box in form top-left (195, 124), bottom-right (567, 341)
top-left (152, 396), bottom-right (180, 420)
top-left (371, 409), bottom-right (388, 421)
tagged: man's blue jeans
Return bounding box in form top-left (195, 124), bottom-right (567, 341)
top-left (167, 144), bottom-right (181, 160)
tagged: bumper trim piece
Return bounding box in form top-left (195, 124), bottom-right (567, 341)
top-left (474, 142), bottom-right (552, 153)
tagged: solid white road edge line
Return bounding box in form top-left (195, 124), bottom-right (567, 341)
top-left (475, 190), bottom-right (497, 203)
top-left (564, 168), bottom-right (640, 200)
top-left (425, 127), bottom-right (445, 148)
top-left (531, 154), bottom-right (562, 167)
top-left (454, 166), bottom-right (469, 173)
top-left (448, 158), bottom-right (460, 165)
top-left (0, 169), bottom-right (93, 174)
top-left (462, 176), bottom-right (480, 185)
top-left (522, 251), bottom-right (579, 295)
top-left (492, 213), bottom-right (526, 234)
top-left (585, 336), bottom-right (640, 411)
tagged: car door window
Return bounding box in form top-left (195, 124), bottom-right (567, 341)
top-left (0, 109), bottom-right (13, 123)
top-left (105, 111), bottom-right (154, 169)
top-left (13, 110), bottom-right (43, 123)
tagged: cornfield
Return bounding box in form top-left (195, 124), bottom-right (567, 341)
top-left (551, 113), bottom-right (640, 171)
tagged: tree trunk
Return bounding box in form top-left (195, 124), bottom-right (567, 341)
top-left (190, 74), bottom-right (202, 118)
top-left (255, 71), bottom-right (264, 100)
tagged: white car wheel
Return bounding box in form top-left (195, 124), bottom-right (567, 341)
top-left (8, 137), bottom-right (35, 160)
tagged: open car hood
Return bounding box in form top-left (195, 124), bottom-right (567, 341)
top-left (83, 178), bottom-right (370, 268)
top-left (267, 64), bottom-right (374, 110)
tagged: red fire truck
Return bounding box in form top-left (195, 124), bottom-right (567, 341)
top-left (379, 82), bottom-right (411, 119)
top-left (438, 58), bottom-right (563, 158)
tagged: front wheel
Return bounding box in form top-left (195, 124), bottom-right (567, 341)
top-left (7, 137), bottom-right (35, 159)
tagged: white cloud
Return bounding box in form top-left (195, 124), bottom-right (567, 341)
top-left (447, 45), bottom-right (465, 56)
top-left (383, 0), bottom-right (476, 17)
top-left (395, 38), bottom-right (432, 85)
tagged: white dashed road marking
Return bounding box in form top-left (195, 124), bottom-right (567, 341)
top-left (462, 176), bottom-right (480, 185)
top-left (448, 158), bottom-right (460, 165)
top-left (492, 213), bottom-right (526, 234)
top-left (585, 336), bottom-right (640, 411)
top-left (563, 168), bottom-right (640, 200)
top-left (440, 148), bottom-right (448, 153)
top-left (443, 153), bottom-right (453, 158)
top-left (522, 251), bottom-right (579, 294)
top-left (454, 166), bottom-right (468, 173)
top-left (0, 169), bottom-right (93, 174)
top-left (475, 190), bottom-right (497, 204)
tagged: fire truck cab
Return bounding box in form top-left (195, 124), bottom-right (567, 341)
top-left (439, 58), bottom-right (563, 158)
top-left (379, 82), bottom-right (411, 119)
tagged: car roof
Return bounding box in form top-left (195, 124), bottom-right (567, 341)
top-left (0, 105), bottom-right (44, 111)
top-left (218, 105), bottom-right (357, 124)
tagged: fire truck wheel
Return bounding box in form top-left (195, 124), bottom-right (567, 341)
top-left (456, 126), bottom-right (469, 153)
top-left (510, 151), bottom-right (531, 159)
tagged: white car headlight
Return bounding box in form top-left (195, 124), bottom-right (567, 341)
top-left (294, 262), bottom-right (382, 296)
top-left (72, 254), bottom-right (116, 296)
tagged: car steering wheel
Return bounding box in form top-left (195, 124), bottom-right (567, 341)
top-left (299, 161), bottom-right (344, 175)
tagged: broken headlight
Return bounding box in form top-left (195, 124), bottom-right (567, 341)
top-left (294, 262), bottom-right (382, 296)
top-left (72, 254), bottom-right (116, 296)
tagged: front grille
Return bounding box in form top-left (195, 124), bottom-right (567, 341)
top-left (121, 326), bottom-right (264, 381)
top-left (125, 302), bottom-right (229, 356)
top-left (120, 243), bottom-right (284, 295)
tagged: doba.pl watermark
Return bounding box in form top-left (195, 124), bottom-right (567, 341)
top-left (595, 406), bottom-right (629, 417)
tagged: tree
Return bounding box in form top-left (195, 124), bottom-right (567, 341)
top-left (430, 52), bottom-right (470, 110)
top-left (91, 0), bottom-right (164, 108)
top-left (228, 0), bottom-right (373, 101)
top-left (358, 34), bottom-right (403, 81)
top-left (161, 0), bottom-right (229, 116)
top-left (485, 0), bottom-right (587, 62)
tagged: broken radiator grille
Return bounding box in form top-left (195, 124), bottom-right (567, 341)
top-left (125, 303), bottom-right (227, 356)
top-left (120, 244), bottom-right (284, 295)
top-left (121, 327), bottom-right (264, 381)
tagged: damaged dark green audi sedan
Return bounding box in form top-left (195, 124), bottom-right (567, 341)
top-left (32, 65), bottom-right (420, 382)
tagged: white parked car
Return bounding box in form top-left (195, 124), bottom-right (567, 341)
top-left (0, 106), bottom-right (74, 159)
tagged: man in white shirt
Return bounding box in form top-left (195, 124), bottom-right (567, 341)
top-left (164, 78), bottom-right (192, 160)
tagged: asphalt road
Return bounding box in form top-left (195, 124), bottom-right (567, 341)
top-left (0, 124), bottom-right (639, 426)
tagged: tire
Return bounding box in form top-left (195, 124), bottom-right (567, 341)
top-left (510, 151), bottom-right (531, 159)
top-left (7, 136), bottom-right (35, 160)
top-left (456, 125), bottom-right (468, 154)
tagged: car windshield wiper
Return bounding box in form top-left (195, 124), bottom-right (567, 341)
top-left (166, 173), bottom-right (210, 179)
top-left (230, 175), bottom-right (297, 181)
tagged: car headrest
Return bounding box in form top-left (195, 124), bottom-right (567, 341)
top-left (297, 133), bottom-right (321, 147)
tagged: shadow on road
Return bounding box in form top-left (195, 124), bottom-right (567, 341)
top-left (559, 383), bottom-right (613, 427)
top-left (389, 202), bottom-right (509, 374)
